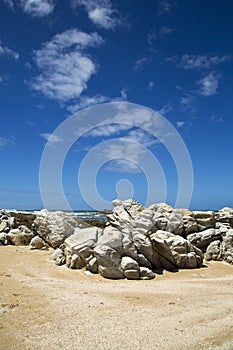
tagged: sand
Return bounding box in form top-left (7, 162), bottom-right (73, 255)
top-left (0, 246), bottom-right (233, 350)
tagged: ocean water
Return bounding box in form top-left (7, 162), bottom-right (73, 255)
top-left (7, 209), bottom-right (108, 222)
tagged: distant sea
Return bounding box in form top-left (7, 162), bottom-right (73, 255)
top-left (7, 209), bottom-right (108, 222)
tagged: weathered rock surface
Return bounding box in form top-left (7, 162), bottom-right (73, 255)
top-left (187, 229), bottom-right (222, 251)
top-left (1, 198), bottom-right (233, 281)
top-left (34, 210), bottom-right (90, 249)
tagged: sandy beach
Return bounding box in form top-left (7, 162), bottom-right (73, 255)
top-left (0, 246), bottom-right (233, 350)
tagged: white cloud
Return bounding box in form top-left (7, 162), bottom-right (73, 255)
top-left (40, 133), bottom-right (63, 144)
top-left (176, 121), bottom-right (185, 128)
top-left (210, 116), bottom-right (224, 122)
top-left (0, 136), bottom-right (14, 148)
top-left (31, 29), bottom-right (103, 102)
top-left (148, 81), bottom-right (154, 90)
top-left (159, 25), bottom-right (174, 39)
top-left (168, 54), bottom-right (231, 70)
top-left (67, 94), bottom-right (109, 113)
top-left (100, 140), bottom-right (146, 173)
top-left (3, 0), bottom-right (14, 10)
top-left (120, 88), bottom-right (128, 100)
top-left (19, 0), bottom-right (56, 17)
top-left (0, 42), bottom-right (19, 60)
top-left (198, 72), bottom-right (219, 96)
top-left (127, 129), bottom-right (159, 148)
top-left (180, 94), bottom-right (195, 110)
top-left (71, 0), bottom-right (120, 29)
top-left (158, 0), bottom-right (173, 15)
top-left (0, 76), bottom-right (3, 83)
top-left (158, 104), bottom-right (172, 115)
top-left (133, 56), bottom-right (151, 71)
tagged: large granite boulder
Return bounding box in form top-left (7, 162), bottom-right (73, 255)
top-left (151, 230), bottom-right (203, 270)
top-left (187, 228), bottom-right (222, 251)
top-left (34, 210), bottom-right (90, 248)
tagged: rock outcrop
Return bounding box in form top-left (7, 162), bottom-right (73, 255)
top-left (33, 209), bottom-right (90, 249)
top-left (1, 198), bottom-right (233, 281)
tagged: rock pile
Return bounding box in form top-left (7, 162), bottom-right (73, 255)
top-left (1, 199), bottom-right (233, 280)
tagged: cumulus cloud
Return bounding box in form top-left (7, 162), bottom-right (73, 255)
top-left (0, 42), bottom-right (19, 60)
top-left (168, 54), bottom-right (231, 70)
top-left (19, 0), bottom-right (56, 17)
top-left (100, 140), bottom-right (147, 173)
top-left (198, 72), bottom-right (219, 96)
top-left (31, 29), bottom-right (103, 102)
top-left (71, 0), bottom-right (120, 29)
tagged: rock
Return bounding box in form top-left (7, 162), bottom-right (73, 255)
top-left (0, 221), bottom-right (9, 233)
top-left (182, 215), bottom-right (198, 235)
top-left (106, 199), bottom-right (144, 231)
top-left (166, 213), bottom-right (184, 235)
top-left (29, 236), bottom-right (48, 250)
top-left (133, 232), bottom-right (160, 270)
top-left (34, 210), bottom-right (90, 248)
top-left (121, 256), bottom-right (139, 271)
top-left (50, 248), bottom-right (64, 261)
top-left (216, 208), bottom-right (233, 227)
top-left (65, 227), bottom-right (99, 253)
top-left (187, 229), bottom-right (222, 250)
top-left (0, 232), bottom-right (7, 245)
top-left (7, 225), bottom-right (34, 245)
top-left (192, 211), bottom-right (216, 231)
top-left (206, 240), bottom-right (223, 261)
top-left (97, 226), bottom-right (123, 255)
top-left (87, 256), bottom-right (98, 273)
top-left (124, 269), bottom-right (140, 280)
top-left (151, 230), bottom-right (203, 269)
top-left (139, 267), bottom-right (155, 280)
top-left (69, 253), bottom-right (85, 269)
top-left (93, 245), bottom-right (124, 279)
top-left (222, 229), bottom-right (233, 264)
top-left (150, 231), bottom-right (177, 271)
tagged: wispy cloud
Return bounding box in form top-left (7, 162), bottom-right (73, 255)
top-left (19, 0), bottom-right (56, 17)
top-left (133, 56), bottom-right (151, 71)
top-left (0, 41), bottom-right (19, 60)
top-left (71, 0), bottom-right (121, 29)
top-left (176, 121), bottom-right (185, 128)
top-left (158, 0), bottom-right (173, 15)
top-left (210, 116), bottom-right (224, 122)
top-left (197, 72), bottom-right (219, 96)
top-left (158, 25), bottom-right (174, 39)
top-left (148, 81), bottom-right (154, 90)
top-left (67, 94), bottom-right (109, 113)
top-left (3, 0), bottom-right (14, 10)
top-left (168, 54), bottom-right (231, 70)
top-left (180, 94), bottom-right (196, 112)
top-left (0, 136), bottom-right (14, 148)
top-left (158, 104), bottom-right (172, 115)
top-left (40, 133), bottom-right (63, 145)
top-left (31, 29), bottom-right (103, 102)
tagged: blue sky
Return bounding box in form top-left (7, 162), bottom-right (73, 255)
top-left (0, 0), bottom-right (232, 211)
